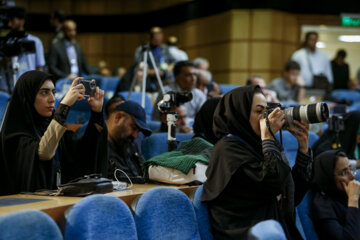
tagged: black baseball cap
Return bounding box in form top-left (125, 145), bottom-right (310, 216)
top-left (114, 101), bottom-right (152, 136)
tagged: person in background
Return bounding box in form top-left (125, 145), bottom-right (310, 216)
top-left (194, 58), bottom-right (222, 97)
top-left (246, 76), bottom-right (279, 102)
top-left (97, 60), bottom-right (111, 77)
top-left (157, 104), bottom-right (193, 133)
top-left (49, 9), bottom-right (66, 45)
top-left (106, 101), bottom-right (152, 181)
top-left (331, 49), bottom-right (350, 90)
top-left (311, 150), bottom-right (360, 239)
top-left (105, 94), bottom-right (125, 120)
top-left (167, 36), bottom-right (188, 62)
top-left (48, 20), bottom-right (92, 80)
top-left (291, 32), bottom-right (333, 88)
top-left (152, 61), bottom-right (206, 124)
top-left (193, 57), bottom-right (210, 71)
top-left (268, 60), bottom-right (306, 102)
top-left (113, 67), bottom-right (126, 78)
top-left (0, 7), bottom-right (45, 92)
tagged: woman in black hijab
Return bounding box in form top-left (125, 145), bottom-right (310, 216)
top-left (193, 97), bottom-right (221, 145)
top-left (0, 71), bottom-right (108, 195)
top-left (311, 150), bottom-right (360, 240)
top-left (201, 85), bottom-right (313, 239)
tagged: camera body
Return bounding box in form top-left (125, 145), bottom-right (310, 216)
top-left (79, 80), bottom-right (96, 97)
top-left (157, 91), bottom-right (193, 113)
top-left (265, 102), bottom-right (329, 128)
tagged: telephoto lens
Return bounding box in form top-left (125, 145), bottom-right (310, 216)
top-left (284, 102), bottom-right (329, 128)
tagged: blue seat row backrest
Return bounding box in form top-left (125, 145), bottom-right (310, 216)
top-left (330, 89), bottom-right (360, 102)
top-left (0, 91), bottom-right (10, 125)
top-left (297, 190), bottom-right (319, 240)
top-left (218, 84), bottom-right (240, 94)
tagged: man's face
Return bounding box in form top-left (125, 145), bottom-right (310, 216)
top-left (251, 78), bottom-right (266, 91)
top-left (150, 32), bottom-right (163, 46)
top-left (63, 22), bottom-right (77, 41)
top-left (176, 106), bottom-right (187, 127)
top-left (8, 17), bottom-right (24, 31)
top-left (176, 66), bottom-right (197, 91)
top-left (110, 112), bottom-right (140, 143)
top-left (306, 34), bottom-right (318, 51)
top-left (284, 69), bottom-right (299, 86)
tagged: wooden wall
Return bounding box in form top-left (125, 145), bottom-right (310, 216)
top-left (15, 0), bottom-right (342, 85)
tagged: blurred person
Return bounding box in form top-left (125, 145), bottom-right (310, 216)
top-left (311, 150), bottom-right (360, 239)
top-left (268, 60), bottom-right (306, 102)
top-left (48, 20), bottom-right (92, 80)
top-left (246, 76), bottom-right (279, 102)
top-left (0, 7), bottom-right (45, 92)
top-left (157, 104), bottom-right (193, 133)
top-left (331, 49), bottom-right (350, 90)
top-left (193, 57), bottom-right (210, 71)
top-left (291, 32), bottom-right (333, 88)
top-left (50, 9), bottom-right (66, 45)
top-left (167, 36), bottom-right (188, 62)
top-left (152, 61), bottom-right (206, 124)
top-left (113, 67), bottom-right (126, 78)
top-left (196, 69), bottom-right (222, 98)
top-left (106, 101), bottom-right (152, 180)
top-left (97, 60), bottom-right (111, 77)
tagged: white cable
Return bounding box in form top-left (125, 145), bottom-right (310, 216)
top-left (114, 168), bottom-right (133, 190)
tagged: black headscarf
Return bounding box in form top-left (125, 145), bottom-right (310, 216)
top-left (312, 150), bottom-right (348, 203)
top-left (193, 97), bottom-right (221, 145)
top-left (2, 70), bottom-right (55, 137)
top-left (213, 85), bottom-right (262, 153)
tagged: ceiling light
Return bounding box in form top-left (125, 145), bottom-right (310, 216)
top-left (316, 42), bottom-right (326, 48)
top-left (338, 35), bottom-right (360, 42)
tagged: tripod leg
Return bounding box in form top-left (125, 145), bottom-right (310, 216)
top-left (140, 51), bottom-right (148, 108)
top-left (148, 51), bottom-right (165, 95)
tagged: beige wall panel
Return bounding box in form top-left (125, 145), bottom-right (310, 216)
top-left (228, 72), bottom-right (249, 85)
top-left (252, 10), bottom-right (272, 40)
top-left (270, 42), bottom-right (283, 71)
top-left (103, 34), bottom-right (122, 55)
top-left (28, 0), bottom-right (51, 13)
top-left (284, 44), bottom-right (298, 63)
top-left (86, 34), bottom-right (104, 55)
top-left (230, 10), bottom-right (250, 39)
top-left (283, 14), bottom-right (298, 43)
top-left (229, 42), bottom-right (249, 70)
top-left (270, 11), bottom-right (283, 41)
top-left (250, 42), bottom-right (271, 70)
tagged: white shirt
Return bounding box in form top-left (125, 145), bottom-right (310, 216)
top-left (291, 48), bottom-right (333, 87)
top-left (168, 46), bottom-right (188, 62)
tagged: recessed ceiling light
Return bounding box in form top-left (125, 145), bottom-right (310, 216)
top-left (316, 42), bottom-right (326, 48)
top-left (338, 35), bottom-right (360, 42)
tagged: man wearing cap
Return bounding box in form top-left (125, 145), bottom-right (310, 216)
top-left (106, 100), bottom-right (152, 181)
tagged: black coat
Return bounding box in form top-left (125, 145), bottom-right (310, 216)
top-left (48, 39), bottom-right (91, 80)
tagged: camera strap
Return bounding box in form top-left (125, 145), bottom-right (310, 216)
top-left (264, 112), bottom-right (283, 145)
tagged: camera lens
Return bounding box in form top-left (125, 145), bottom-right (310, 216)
top-left (286, 103), bottom-right (329, 126)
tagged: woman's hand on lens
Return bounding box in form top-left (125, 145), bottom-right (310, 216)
top-left (60, 77), bottom-right (85, 106)
top-left (343, 180), bottom-right (360, 208)
top-left (88, 83), bottom-right (104, 112)
top-left (260, 108), bottom-right (285, 140)
top-left (287, 120), bottom-right (309, 154)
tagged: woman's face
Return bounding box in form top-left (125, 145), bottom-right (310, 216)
top-left (249, 92), bottom-right (267, 136)
top-left (34, 80), bottom-right (56, 118)
top-left (334, 156), bottom-right (355, 192)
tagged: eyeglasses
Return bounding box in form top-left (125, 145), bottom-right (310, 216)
top-left (336, 168), bottom-right (354, 177)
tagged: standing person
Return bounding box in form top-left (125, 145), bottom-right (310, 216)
top-left (49, 9), bottom-right (66, 45)
top-left (268, 60), bottom-right (306, 102)
top-left (291, 32), bottom-right (333, 88)
top-left (201, 85), bottom-right (313, 239)
top-left (0, 7), bottom-right (45, 92)
top-left (48, 20), bottom-right (92, 80)
top-left (0, 71), bottom-right (108, 195)
top-left (331, 49), bottom-right (350, 90)
top-left (311, 150), bottom-right (360, 239)
top-left (167, 36), bottom-right (188, 62)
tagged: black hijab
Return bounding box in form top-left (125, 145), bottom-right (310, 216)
top-left (213, 85), bottom-right (263, 153)
top-left (312, 150), bottom-right (348, 203)
top-left (193, 97), bottom-right (221, 145)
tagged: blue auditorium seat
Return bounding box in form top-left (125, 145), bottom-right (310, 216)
top-left (275, 130), bottom-right (319, 168)
top-left (0, 209), bottom-right (62, 240)
top-left (192, 185), bottom-right (213, 240)
top-left (64, 195), bottom-right (137, 240)
top-left (146, 120), bottom-right (161, 131)
top-left (103, 77), bottom-right (120, 93)
top-left (280, 101), bottom-right (300, 108)
top-left (134, 187), bottom-right (201, 240)
top-left (66, 99), bottom-right (91, 124)
top-left (248, 219), bottom-right (287, 240)
top-left (297, 190), bottom-right (319, 240)
top-left (55, 78), bottom-right (71, 93)
top-left (0, 91), bottom-right (10, 124)
top-left (219, 84), bottom-right (240, 94)
top-left (141, 133), bottom-right (194, 160)
top-left (355, 169), bottom-right (360, 181)
top-left (330, 89), bottom-right (360, 102)
top-left (118, 91), bottom-right (153, 121)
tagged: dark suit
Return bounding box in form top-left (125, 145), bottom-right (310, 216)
top-left (48, 39), bottom-right (91, 80)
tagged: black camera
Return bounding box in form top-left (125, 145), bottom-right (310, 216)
top-left (78, 80), bottom-right (96, 97)
top-left (157, 91), bottom-right (193, 113)
top-left (266, 102), bottom-right (329, 128)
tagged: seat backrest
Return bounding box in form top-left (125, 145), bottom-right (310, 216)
top-left (146, 120), bottom-right (161, 131)
top-left (134, 187), bottom-right (201, 240)
top-left (355, 169), bottom-right (360, 181)
top-left (64, 194), bottom-right (137, 240)
top-left (0, 209), bottom-right (63, 240)
top-left (192, 185), bottom-right (213, 240)
top-left (0, 91), bottom-right (10, 125)
top-left (296, 190), bottom-right (319, 240)
top-left (142, 133), bottom-right (194, 160)
top-left (330, 89), bottom-right (360, 102)
top-left (118, 91), bottom-right (153, 121)
top-left (219, 84), bottom-right (240, 94)
top-left (104, 77), bottom-right (121, 92)
top-left (248, 220), bottom-right (287, 240)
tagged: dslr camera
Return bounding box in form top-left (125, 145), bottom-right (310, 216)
top-left (157, 91), bottom-right (193, 113)
top-left (265, 102), bottom-right (329, 128)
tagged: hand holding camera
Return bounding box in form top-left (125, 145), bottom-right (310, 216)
top-left (87, 84), bottom-right (104, 113)
top-left (260, 108), bottom-right (285, 140)
top-left (287, 120), bottom-right (310, 154)
top-left (60, 77), bottom-right (86, 107)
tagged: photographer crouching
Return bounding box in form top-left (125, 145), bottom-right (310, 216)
top-left (201, 85), bottom-right (327, 239)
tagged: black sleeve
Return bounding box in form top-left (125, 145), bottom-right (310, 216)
top-left (292, 149), bottom-right (313, 206)
top-left (53, 103), bottom-right (70, 125)
top-left (315, 207), bottom-right (360, 240)
top-left (48, 45), bottom-right (68, 79)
